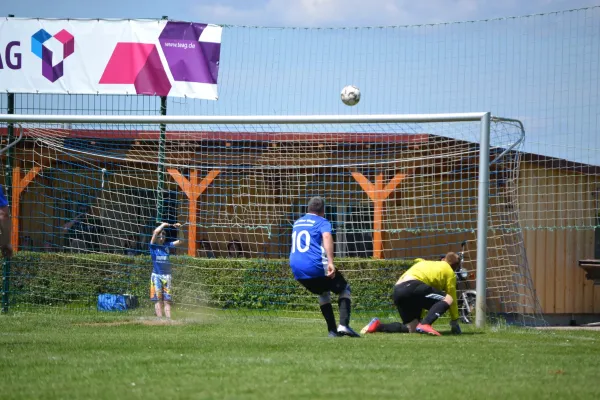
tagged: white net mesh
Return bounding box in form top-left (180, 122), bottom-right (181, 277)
top-left (6, 117), bottom-right (543, 325)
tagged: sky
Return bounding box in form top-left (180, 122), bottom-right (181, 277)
top-left (1, 0), bottom-right (599, 27)
top-left (1, 1), bottom-right (599, 164)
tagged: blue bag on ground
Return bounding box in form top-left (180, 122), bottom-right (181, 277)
top-left (97, 294), bottom-right (127, 311)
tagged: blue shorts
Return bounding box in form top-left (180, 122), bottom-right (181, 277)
top-left (150, 273), bottom-right (172, 302)
top-left (0, 185), bottom-right (8, 208)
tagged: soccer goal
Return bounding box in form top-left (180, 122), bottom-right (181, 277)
top-left (0, 112), bottom-right (543, 327)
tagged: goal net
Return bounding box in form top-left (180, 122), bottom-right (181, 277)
top-left (4, 114), bottom-right (543, 325)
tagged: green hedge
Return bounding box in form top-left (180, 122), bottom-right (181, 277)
top-left (6, 252), bottom-right (414, 312)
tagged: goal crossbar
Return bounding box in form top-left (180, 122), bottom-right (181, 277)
top-left (0, 113), bottom-right (491, 125)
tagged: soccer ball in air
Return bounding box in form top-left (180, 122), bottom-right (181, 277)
top-left (341, 85), bottom-right (361, 106)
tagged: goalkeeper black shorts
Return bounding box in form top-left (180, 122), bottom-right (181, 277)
top-left (392, 280), bottom-right (446, 324)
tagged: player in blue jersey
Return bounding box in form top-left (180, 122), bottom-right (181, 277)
top-left (289, 197), bottom-right (360, 337)
top-left (0, 184), bottom-right (13, 257)
top-left (149, 222), bottom-right (185, 319)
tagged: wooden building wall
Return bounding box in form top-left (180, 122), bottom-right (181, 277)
top-left (9, 146), bottom-right (600, 315)
top-left (518, 162), bottom-right (600, 314)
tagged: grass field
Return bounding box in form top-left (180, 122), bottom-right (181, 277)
top-left (1, 310), bottom-right (599, 400)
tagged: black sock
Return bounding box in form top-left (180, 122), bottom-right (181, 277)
top-left (378, 322), bottom-right (409, 333)
top-left (338, 298), bottom-right (351, 327)
top-left (320, 303), bottom-right (337, 332)
top-left (422, 301), bottom-right (450, 325)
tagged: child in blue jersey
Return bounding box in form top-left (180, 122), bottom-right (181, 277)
top-left (0, 184), bottom-right (12, 257)
top-left (290, 197), bottom-right (360, 337)
top-left (149, 222), bottom-right (185, 319)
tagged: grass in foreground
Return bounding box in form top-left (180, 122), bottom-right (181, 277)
top-left (1, 310), bottom-right (599, 400)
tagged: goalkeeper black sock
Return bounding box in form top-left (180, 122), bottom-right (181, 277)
top-left (422, 301), bottom-right (450, 325)
top-left (338, 298), bottom-right (351, 327)
top-left (320, 303), bottom-right (337, 332)
top-left (378, 322), bottom-right (409, 333)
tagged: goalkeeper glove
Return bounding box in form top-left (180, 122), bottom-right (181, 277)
top-left (450, 319), bottom-right (462, 335)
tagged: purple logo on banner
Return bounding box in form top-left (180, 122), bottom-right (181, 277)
top-left (31, 29), bottom-right (75, 82)
top-left (158, 21), bottom-right (220, 84)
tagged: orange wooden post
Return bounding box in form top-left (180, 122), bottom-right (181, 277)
top-left (188, 170), bottom-right (199, 257)
top-left (11, 166), bottom-right (44, 251)
top-left (351, 171), bottom-right (409, 259)
top-left (168, 168), bottom-right (220, 256)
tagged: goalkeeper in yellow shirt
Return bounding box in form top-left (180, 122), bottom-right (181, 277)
top-left (361, 253), bottom-right (462, 336)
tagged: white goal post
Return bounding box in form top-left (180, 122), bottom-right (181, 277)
top-left (0, 112), bottom-right (528, 328)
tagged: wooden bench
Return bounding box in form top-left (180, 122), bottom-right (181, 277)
top-left (578, 259), bottom-right (600, 285)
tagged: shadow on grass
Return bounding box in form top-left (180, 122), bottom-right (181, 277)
top-left (437, 331), bottom-right (485, 336)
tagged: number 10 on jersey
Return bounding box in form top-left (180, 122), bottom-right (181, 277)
top-left (291, 230), bottom-right (311, 253)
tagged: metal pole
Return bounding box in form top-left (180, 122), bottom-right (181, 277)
top-left (475, 112), bottom-right (491, 328)
top-left (0, 112), bottom-right (491, 125)
top-left (156, 15), bottom-right (168, 224)
top-left (2, 72), bottom-right (15, 312)
top-left (156, 96), bottom-right (167, 223)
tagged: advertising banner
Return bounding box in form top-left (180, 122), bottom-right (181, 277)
top-left (0, 18), bottom-right (222, 99)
